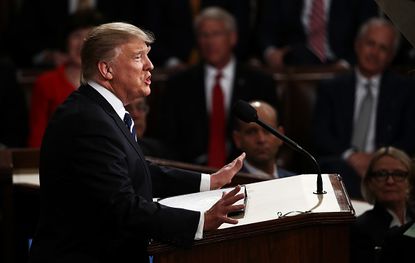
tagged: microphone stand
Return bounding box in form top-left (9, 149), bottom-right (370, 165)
top-left (255, 119), bottom-right (326, 195)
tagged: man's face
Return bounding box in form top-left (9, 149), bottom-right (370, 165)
top-left (109, 39), bottom-right (153, 104)
top-left (233, 108), bottom-right (282, 165)
top-left (196, 19), bottom-right (236, 68)
top-left (67, 27), bottom-right (91, 66)
top-left (355, 25), bottom-right (396, 77)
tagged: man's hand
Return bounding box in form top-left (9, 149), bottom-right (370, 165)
top-left (347, 152), bottom-right (373, 178)
top-left (210, 153), bottom-right (245, 190)
top-left (203, 185), bottom-right (245, 231)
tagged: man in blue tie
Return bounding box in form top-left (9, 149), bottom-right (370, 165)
top-left (29, 22), bottom-right (246, 263)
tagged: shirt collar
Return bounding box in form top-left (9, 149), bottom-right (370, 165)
top-left (355, 68), bottom-right (381, 88)
top-left (244, 160), bottom-right (278, 179)
top-left (88, 81), bottom-right (126, 121)
top-left (205, 57), bottom-right (235, 80)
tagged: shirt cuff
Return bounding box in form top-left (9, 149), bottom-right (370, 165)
top-left (200, 173), bottom-right (211, 191)
top-left (194, 211), bottom-right (204, 240)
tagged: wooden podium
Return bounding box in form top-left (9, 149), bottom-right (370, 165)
top-left (149, 174), bottom-right (355, 263)
top-left (0, 149), bottom-right (355, 263)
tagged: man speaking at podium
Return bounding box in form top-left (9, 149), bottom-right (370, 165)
top-left (29, 22), bottom-right (245, 263)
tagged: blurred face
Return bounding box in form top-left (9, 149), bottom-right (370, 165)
top-left (125, 97), bottom-right (149, 137)
top-left (368, 155), bottom-right (410, 206)
top-left (67, 27), bottom-right (92, 66)
top-left (196, 19), bottom-right (236, 68)
top-left (355, 24), bottom-right (396, 77)
top-left (233, 106), bottom-right (282, 166)
top-left (108, 39), bottom-right (153, 104)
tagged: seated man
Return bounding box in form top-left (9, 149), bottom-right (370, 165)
top-left (233, 101), bottom-right (295, 179)
top-left (312, 18), bottom-right (415, 199)
top-left (161, 7), bottom-right (278, 168)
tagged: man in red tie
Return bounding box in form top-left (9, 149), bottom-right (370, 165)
top-left (161, 7), bottom-right (278, 167)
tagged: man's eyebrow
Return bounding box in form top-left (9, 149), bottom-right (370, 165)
top-left (137, 46), bottom-right (151, 54)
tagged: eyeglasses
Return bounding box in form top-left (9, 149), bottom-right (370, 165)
top-left (370, 170), bottom-right (409, 182)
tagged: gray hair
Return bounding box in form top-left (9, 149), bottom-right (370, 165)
top-left (194, 7), bottom-right (237, 32)
top-left (356, 18), bottom-right (401, 55)
top-left (361, 146), bottom-right (414, 204)
top-left (80, 22), bottom-right (154, 84)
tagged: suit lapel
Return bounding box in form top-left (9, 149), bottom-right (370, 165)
top-left (342, 73), bottom-right (357, 142)
top-left (78, 85), bottom-right (145, 158)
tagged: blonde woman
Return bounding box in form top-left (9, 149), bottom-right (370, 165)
top-left (351, 146), bottom-right (414, 263)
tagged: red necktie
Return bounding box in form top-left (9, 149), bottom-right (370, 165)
top-left (208, 72), bottom-right (226, 168)
top-left (309, 0), bottom-right (327, 62)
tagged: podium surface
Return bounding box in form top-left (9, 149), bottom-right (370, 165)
top-left (150, 174), bottom-right (355, 263)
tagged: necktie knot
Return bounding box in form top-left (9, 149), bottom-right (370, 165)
top-left (123, 112), bottom-right (137, 141)
top-left (365, 80), bottom-right (373, 95)
top-left (215, 71), bottom-right (222, 83)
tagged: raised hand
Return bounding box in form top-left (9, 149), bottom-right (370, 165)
top-left (210, 153), bottom-right (245, 190)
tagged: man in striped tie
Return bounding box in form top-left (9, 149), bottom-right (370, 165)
top-left (312, 18), bottom-right (415, 198)
top-left (259, 0), bottom-right (378, 71)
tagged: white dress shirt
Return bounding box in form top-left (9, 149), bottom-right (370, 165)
top-left (353, 70), bottom-right (381, 153)
top-left (205, 57), bottom-right (236, 117)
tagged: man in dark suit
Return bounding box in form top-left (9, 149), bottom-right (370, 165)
top-left (312, 18), bottom-right (415, 198)
top-left (160, 7), bottom-right (278, 167)
top-left (259, 0), bottom-right (378, 70)
top-left (29, 22), bottom-right (246, 263)
top-left (233, 100), bottom-right (295, 179)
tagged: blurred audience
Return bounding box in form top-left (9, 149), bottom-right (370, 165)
top-left (146, 0), bottom-right (262, 68)
top-left (125, 97), bottom-right (173, 159)
top-left (312, 18), bottom-right (415, 198)
top-left (0, 59), bottom-right (28, 148)
top-left (160, 7), bottom-right (278, 167)
top-left (27, 10), bottom-right (103, 147)
top-left (258, 0), bottom-right (378, 71)
top-left (350, 146), bottom-right (414, 263)
top-left (8, 0), bottom-right (150, 67)
top-left (233, 100), bottom-right (295, 179)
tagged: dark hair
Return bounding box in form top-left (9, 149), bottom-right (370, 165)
top-left (60, 10), bottom-right (105, 51)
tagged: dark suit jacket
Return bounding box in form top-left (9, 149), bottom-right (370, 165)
top-left (259, 0), bottom-right (378, 64)
top-left (29, 85), bottom-right (202, 263)
top-left (351, 204), bottom-right (414, 263)
top-left (380, 220), bottom-right (415, 263)
top-left (160, 62), bottom-right (278, 165)
top-left (312, 71), bottom-right (415, 157)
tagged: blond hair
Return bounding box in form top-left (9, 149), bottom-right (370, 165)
top-left (80, 22), bottom-right (154, 84)
top-left (361, 146), bottom-right (414, 204)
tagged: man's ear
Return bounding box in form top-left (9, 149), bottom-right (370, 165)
top-left (97, 61), bottom-right (113, 80)
top-left (232, 130), bottom-right (242, 149)
top-left (276, 126), bottom-right (285, 146)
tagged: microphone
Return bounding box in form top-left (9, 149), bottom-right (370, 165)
top-left (233, 100), bottom-right (326, 195)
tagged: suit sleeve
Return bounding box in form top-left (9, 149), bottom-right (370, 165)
top-left (52, 111), bottom-right (200, 247)
top-left (312, 80), bottom-right (349, 156)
